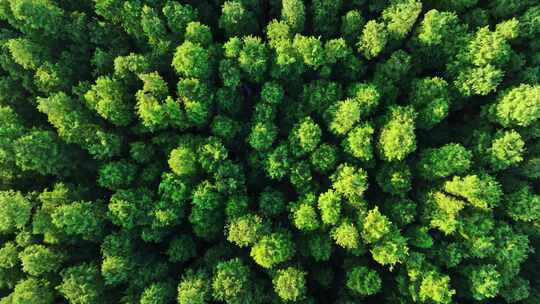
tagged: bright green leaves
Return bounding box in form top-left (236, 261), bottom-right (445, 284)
top-left (331, 164), bottom-right (368, 201)
top-left (238, 36), bottom-right (268, 83)
top-left (51, 201), bottom-right (105, 241)
top-left (172, 41), bottom-right (211, 79)
top-left (427, 191), bottom-right (465, 235)
top-left (84, 76), bottom-right (133, 126)
top-left (248, 122), bottom-right (278, 151)
top-left (8, 278), bottom-right (54, 304)
top-left (444, 174), bottom-right (502, 210)
top-left (327, 98), bottom-right (362, 135)
top-left (57, 263), bottom-right (105, 304)
top-left (0, 191), bottom-right (32, 234)
top-left (281, 0), bottom-right (305, 33)
top-left (273, 267), bottom-right (307, 302)
top-left (292, 35), bottom-right (325, 68)
top-left (410, 77), bottom-right (451, 129)
top-left (168, 145), bottom-right (198, 177)
top-left (419, 271), bottom-right (455, 304)
top-left (37, 92), bottom-right (122, 159)
top-left (362, 207), bottom-right (391, 244)
top-left (14, 130), bottom-right (71, 175)
top-left (346, 266), bottom-right (382, 296)
top-left (343, 123), bottom-right (374, 161)
top-left (417, 144), bottom-right (472, 179)
top-left (467, 264), bottom-right (501, 301)
top-left (357, 20), bottom-right (388, 59)
top-left (491, 84), bottom-right (540, 128)
top-left (505, 185), bottom-right (540, 222)
top-left (381, 0), bottom-right (422, 40)
top-left (219, 1), bottom-right (258, 38)
top-left (289, 117), bottom-right (322, 157)
top-left (212, 258), bottom-right (254, 303)
top-left (291, 194), bottom-right (320, 232)
top-left (19, 244), bottom-right (64, 276)
top-left (226, 214), bottom-right (266, 247)
top-left (318, 190), bottom-right (342, 226)
top-left (251, 233), bottom-right (295, 269)
top-left (488, 130), bottom-right (525, 170)
top-left (331, 221), bottom-right (360, 250)
top-left (177, 270), bottom-right (211, 304)
top-left (378, 106), bottom-right (417, 161)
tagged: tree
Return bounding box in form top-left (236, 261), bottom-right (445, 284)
top-left (98, 160), bottom-right (137, 190)
top-left (212, 258), bottom-right (253, 303)
top-left (381, 0), bottom-right (423, 40)
top-left (238, 36), bottom-right (268, 82)
top-left (444, 174), bottom-right (502, 210)
top-left (467, 264), bottom-right (501, 300)
top-left (343, 123), bottom-right (374, 161)
top-left (51, 201), bottom-right (105, 241)
top-left (376, 162), bottom-right (412, 196)
top-left (57, 263), bottom-right (105, 304)
top-left (250, 233), bottom-right (295, 268)
top-left (318, 190), bottom-right (342, 226)
top-left (417, 144), bottom-right (472, 179)
top-left (346, 266), bottom-right (382, 296)
top-left (358, 20), bottom-right (388, 59)
top-left (331, 221), bottom-right (360, 250)
top-left (37, 92), bottom-right (122, 159)
top-left (418, 271), bottom-right (455, 304)
top-left (378, 106), bottom-right (417, 161)
top-left (140, 281), bottom-right (176, 304)
top-left (19, 244), bottom-right (64, 276)
top-left (312, 0), bottom-right (343, 37)
top-left (341, 10), bottom-right (365, 45)
top-left (84, 76), bottom-right (133, 126)
top-left (0, 190), bottom-right (32, 234)
top-left (219, 1), bottom-right (258, 37)
top-left (272, 267), bottom-right (307, 302)
top-left (168, 145), bottom-right (198, 177)
top-left (167, 235), bottom-right (197, 263)
top-left (177, 270), bottom-right (211, 304)
top-left (490, 84), bottom-right (540, 127)
top-left (488, 130), bottom-right (525, 170)
top-left (409, 77), bottom-right (451, 129)
top-left (289, 117), bottom-right (321, 157)
top-left (281, 0), bottom-right (305, 33)
top-left (172, 41), bottom-right (212, 79)
top-left (331, 164), bottom-right (368, 200)
top-left (7, 278), bottom-right (55, 304)
top-left (226, 214), bottom-right (266, 247)
top-left (362, 207), bottom-right (392, 244)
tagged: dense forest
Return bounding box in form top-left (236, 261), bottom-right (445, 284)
top-left (0, 0), bottom-right (539, 303)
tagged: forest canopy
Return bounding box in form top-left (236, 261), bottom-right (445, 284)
top-left (0, 0), bottom-right (539, 303)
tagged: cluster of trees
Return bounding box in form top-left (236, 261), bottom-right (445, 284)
top-left (0, 0), bottom-right (539, 303)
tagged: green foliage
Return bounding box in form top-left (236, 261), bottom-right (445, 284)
top-left (281, 0), bottom-right (305, 33)
top-left (57, 263), bottom-right (104, 304)
top-left (417, 143), bottom-right (472, 179)
top-left (346, 266), bottom-right (382, 296)
top-left (491, 84), bottom-right (540, 127)
top-left (226, 214), bottom-right (266, 247)
top-left (378, 106), bottom-right (417, 161)
top-left (250, 233), bottom-right (295, 269)
top-left (177, 270), bottom-right (211, 304)
top-left (358, 20), bottom-right (388, 59)
top-left (0, 191), bottom-right (32, 234)
top-left (272, 267), bottom-right (307, 302)
top-left (0, 1), bottom-right (537, 303)
top-left (19, 244), bottom-right (64, 276)
top-left (212, 258), bottom-right (253, 303)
